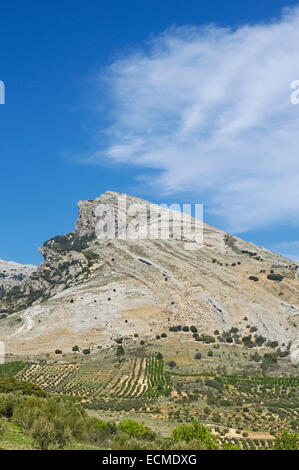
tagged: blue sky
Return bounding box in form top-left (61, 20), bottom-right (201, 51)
top-left (0, 0), bottom-right (299, 265)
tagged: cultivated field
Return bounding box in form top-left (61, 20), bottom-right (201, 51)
top-left (11, 333), bottom-right (298, 450)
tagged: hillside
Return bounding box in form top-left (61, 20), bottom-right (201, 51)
top-left (0, 191), bottom-right (298, 363)
top-left (0, 259), bottom-right (36, 297)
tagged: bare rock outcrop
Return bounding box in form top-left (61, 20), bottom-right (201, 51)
top-left (0, 259), bottom-right (36, 298)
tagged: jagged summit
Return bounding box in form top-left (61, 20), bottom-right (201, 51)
top-left (0, 192), bottom-right (298, 363)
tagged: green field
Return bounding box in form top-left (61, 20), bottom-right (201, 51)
top-left (2, 332), bottom-right (297, 450)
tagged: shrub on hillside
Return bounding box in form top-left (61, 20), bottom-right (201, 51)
top-left (261, 353), bottom-right (277, 371)
top-left (31, 416), bottom-right (72, 450)
top-left (267, 274), bottom-right (284, 282)
top-left (272, 431), bottom-right (299, 450)
top-left (171, 421), bottom-right (218, 449)
top-left (0, 378), bottom-right (47, 398)
top-left (88, 418), bottom-right (116, 445)
top-left (117, 419), bottom-right (155, 440)
top-left (116, 345), bottom-right (125, 356)
top-left (167, 361), bottom-right (177, 368)
top-left (198, 334), bottom-right (215, 344)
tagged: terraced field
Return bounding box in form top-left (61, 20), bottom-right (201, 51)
top-left (11, 340), bottom-right (298, 450)
top-left (16, 354), bottom-right (170, 402)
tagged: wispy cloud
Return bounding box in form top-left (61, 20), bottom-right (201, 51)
top-left (88, 7), bottom-right (299, 233)
top-left (272, 240), bottom-right (299, 262)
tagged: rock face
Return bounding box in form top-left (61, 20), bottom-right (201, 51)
top-left (0, 191), bottom-right (298, 360)
top-left (0, 260), bottom-right (36, 298)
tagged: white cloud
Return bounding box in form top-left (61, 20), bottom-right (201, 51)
top-left (89, 7), bottom-right (299, 232)
top-left (273, 240), bottom-right (299, 262)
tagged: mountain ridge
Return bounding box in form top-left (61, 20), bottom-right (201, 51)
top-left (0, 191), bottom-right (298, 364)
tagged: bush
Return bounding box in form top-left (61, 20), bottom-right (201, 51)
top-left (198, 334), bottom-right (215, 344)
top-left (272, 430), bottom-right (298, 450)
top-left (82, 348), bottom-right (90, 355)
top-left (223, 442), bottom-right (241, 450)
top-left (161, 333), bottom-right (167, 338)
top-left (72, 345), bottom-right (79, 352)
top-left (250, 352), bottom-right (261, 362)
top-left (261, 353), bottom-right (277, 371)
top-left (55, 349), bottom-right (62, 354)
top-left (182, 326), bottom-right (190, 332)
top-left (88, 418), bottom-right (116, 445)
top-left (190, 326), bottom-right (198, 333)
top-left (116, 345), bottom-right (125, 356)
top-left (230, 327), bottom-right (238, 334)
top-left (0, 420), bottom-right (7, 437)
top-left (169, 326), bottom-right (179, 332)
top-left (195, 353), bottom-right (202, 360)
top-left (242, 335), bottom-right (254, 348)
top-left (171, 421), bottom-right (218, 449)
top-left (212, 415), bottom-right (221, 423)
top-left (267, 274), bottom-right (284, 282)
top-left (0, 394), bottom-right (14, 418)
top-left (31, 416), bottom-right (71, 450)
top-left (9, 393), bottom-right (88, 447)
top-left (0, 378), bottom-right (47, 398)
top-left (255, 335), bottom-right (266, 346)
top-left (249, 276), bottom-right (259, 282)
top-left (167, 361), bottom-right (177, 368)
top-left (279, 350), bottom-right (289, 358)
top-left (117, 419), bottom-right (155, 440)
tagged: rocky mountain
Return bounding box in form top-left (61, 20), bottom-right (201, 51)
top-left (0, 259), bottom-right (36, 298)
top-left (0, 191), bottom-right (298, 363)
